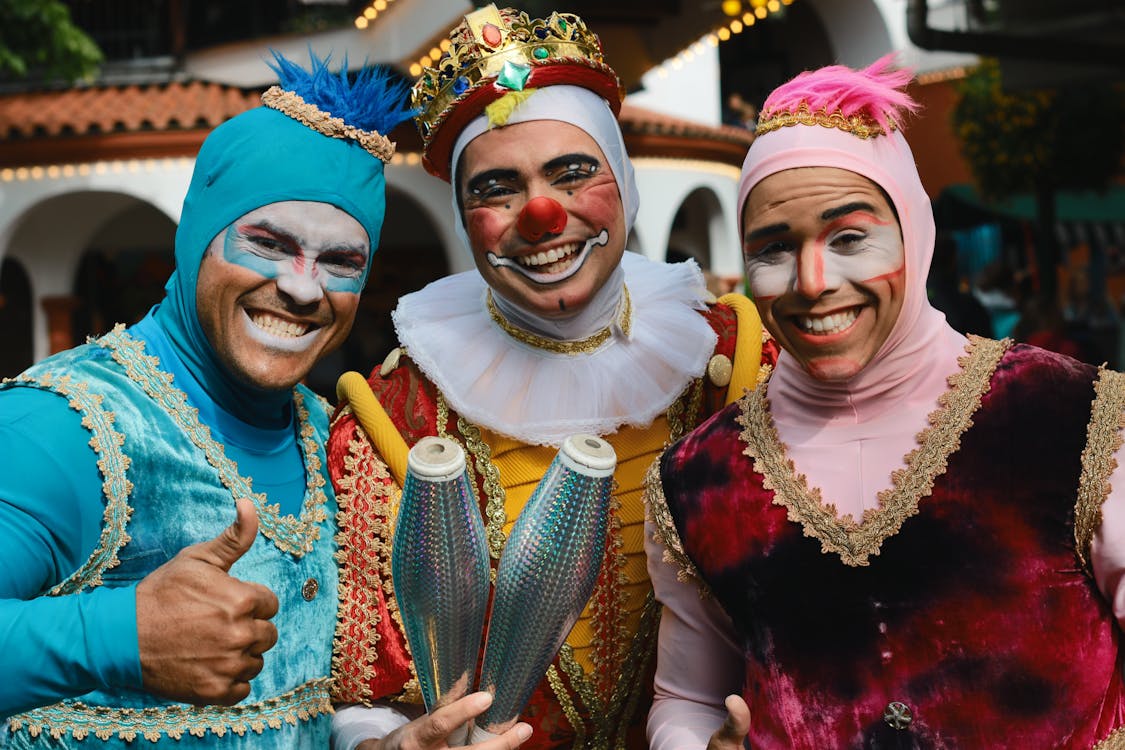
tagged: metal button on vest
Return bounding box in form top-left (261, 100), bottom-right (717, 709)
top-left (883, 701), bottom-right (913, 730)
top-left (707, 354), bottom-right (733, 388)
top-left (302, 577), bottom-right (319, 601)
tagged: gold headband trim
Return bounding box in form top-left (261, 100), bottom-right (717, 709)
top-left (756, 103), bottom-right (895, 140)
top-left (262, 86), bottom-right (396, 163)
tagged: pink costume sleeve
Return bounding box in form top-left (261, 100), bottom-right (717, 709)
top-left (1090, 435), bottom-right (1125, 629)
top-left (645, 516), bottom-right (744, 750)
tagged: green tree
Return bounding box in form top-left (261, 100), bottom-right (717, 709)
top-left (951, 58), bottom-right (1125, 303)
top-left (0, 0), bottom-right (102, 83)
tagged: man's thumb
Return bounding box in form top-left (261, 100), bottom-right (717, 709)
top-left (708, 695), bottom-right (751, 750)
top-left (201, 498), bottom-right (259, 571)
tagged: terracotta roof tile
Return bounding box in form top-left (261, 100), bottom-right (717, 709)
top-left (0, 81), bottom-right (752, 167)
top-left (0, 80), bottom-right (261, 139)
top-left (620, 103), bottom-right (755, 147)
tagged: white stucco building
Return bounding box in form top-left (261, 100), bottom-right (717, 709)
top-left (0, 0), bottom-right (974, 384)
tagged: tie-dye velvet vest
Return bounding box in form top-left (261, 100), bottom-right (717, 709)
top-left (653, 341), bottom-right (1125, 749)
top-left (1, 327), bottom-right (337, 749)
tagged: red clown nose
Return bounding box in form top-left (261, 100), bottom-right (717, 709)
top-left (517, 196), bottom-right (568, 242)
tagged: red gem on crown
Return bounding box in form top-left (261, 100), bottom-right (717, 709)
top-left (482, 22), bottom-right (502, 47)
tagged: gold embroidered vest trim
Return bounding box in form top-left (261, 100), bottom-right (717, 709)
top-left (99, 325), bottom-right (328, 557)
top-left (5, 372), bottom-right (134, 595)
top-left (8, 678), bottom-right (332, 742)
top-left (643, 460), bottom-right (707, 594)
top-left (1075, 367), bottom-right (1125, 574)
top-left (736, 335), bottom-right (1010, 567)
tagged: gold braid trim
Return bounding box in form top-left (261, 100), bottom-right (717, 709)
top-left (611, 593), bottom-right (660, 750)
top-left (737, 335), bottom-right (1009, 567)
top-left (486, 286), bottom-right (632, 355)
top-left (330, 409), bottom-right (397, 704)
top-left (7, 678), bottom-right (332, 742)
top-left (5, 373), bottom-right (134, 595)
top-left (261, 86), bottom-right (396, 163)
top-left (555, 593), bottom-right (661, 750)
top-left (546, 665), bottom-right (587, 749)
top-left (1094, 726), bottom-right (1125, 749)
top-left (99, 325), bottom-right (328, 557)
top-left (643, 458), bottom-right (707, 592)
top-left (755, 102), bottom-right (896, 140)
top-left (1075, 368), bottom-right (1125, 574)
top-left (587, 493), bottom-right (629, 699)
top-left (445, 393), bottom-right (509, 561)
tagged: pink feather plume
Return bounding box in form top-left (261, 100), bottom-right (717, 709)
top-left (759, 54), bottom-right (919, 133)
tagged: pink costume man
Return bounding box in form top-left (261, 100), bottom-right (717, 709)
top-left (644, 57), bottom-right (1125, 749)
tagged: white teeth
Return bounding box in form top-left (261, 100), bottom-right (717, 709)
top-left (518, 243), bottom-right (579, 268)
top-left (250, 312), bottom-right (310, 338)
top-left (797, 308), bottom-right (858, 335)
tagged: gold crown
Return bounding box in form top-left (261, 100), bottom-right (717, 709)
top-left (756, 102), bottom-right (896, 140)
top-left (411, 4), bottom-right (623, 179)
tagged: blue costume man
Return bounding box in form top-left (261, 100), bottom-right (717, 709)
top-left (0, 54), bottom-right (412, 747)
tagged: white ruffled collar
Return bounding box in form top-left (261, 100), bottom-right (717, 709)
top-left (392, 252), bottom-right (717, 447)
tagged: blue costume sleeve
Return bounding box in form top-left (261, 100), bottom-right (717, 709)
top-left (0, 388), bottom-right (142, 717)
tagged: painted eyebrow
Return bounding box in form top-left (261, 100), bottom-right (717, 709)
top-left (821, 201), bottom-right (879, 222)
top-left (543, 153), bottom-right (600, 173)
top-left (744, 222), bottom-right (789, 243)
top-left (245, 220), bottom-right (367, 257)
top-left (465, 168), bottom-right (519, 195)
top-left (745, 201), bottom-right (883, 243)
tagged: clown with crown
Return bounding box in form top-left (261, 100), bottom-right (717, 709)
top-left (645, 56), bottom-right (1125, 749)
top-left (326, 5), bottom-right (776, 750)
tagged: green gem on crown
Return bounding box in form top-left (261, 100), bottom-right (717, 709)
top-left (497, 60), bottom-right (532, 91)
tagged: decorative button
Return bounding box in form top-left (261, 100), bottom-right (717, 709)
top-left (883, 701), bottom-right (912, 730)
top-left (302, 577), bottom-right (319, 601)
top-left (379, 347), bottom-right (403, 377)
top-left (707, 354), bottom-right (733, 388)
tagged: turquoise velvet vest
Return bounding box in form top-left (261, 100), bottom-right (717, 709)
top-left (2, 327), bottom-right (338, 748)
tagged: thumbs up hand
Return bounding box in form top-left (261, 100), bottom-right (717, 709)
top-left (135, 498), bottom-right (280, 705)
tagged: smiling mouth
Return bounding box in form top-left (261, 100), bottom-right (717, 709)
top-left (486, 229), bottom-right (610, 284)
top-left (250, 311), bottom-right (314, 338)
top-left (795, 306), bottom-right (860, 335)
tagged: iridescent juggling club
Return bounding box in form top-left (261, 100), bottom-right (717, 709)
top-left (392, 436), bottom-right (491, 714)
top-left (476, 433), bottom-right (616, 734)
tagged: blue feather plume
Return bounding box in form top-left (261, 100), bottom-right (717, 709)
top-left (268, 49), bottom-right (417, 136)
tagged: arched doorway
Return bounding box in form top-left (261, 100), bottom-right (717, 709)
top-left (0, 258), bottom-right (33, 378)
top-left (72, 201), bottom-right (177, 342)
top-left (667, 187), bottom-right (742, 295)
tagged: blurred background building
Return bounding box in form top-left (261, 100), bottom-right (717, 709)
top-left (0, 0), bottom-right (1122, 394)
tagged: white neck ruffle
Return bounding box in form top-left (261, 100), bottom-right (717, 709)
top-left (392, 252), bottom-right (717, 446)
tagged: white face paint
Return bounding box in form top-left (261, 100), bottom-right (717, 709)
top-left (742, 168), bottom-right (907, 382)
top-left (222, 202), bottom-right (370, 299)
top-left (744, 214), bottom-right (904, 301)
top-left (196, 200), bottom-right (369, 391)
